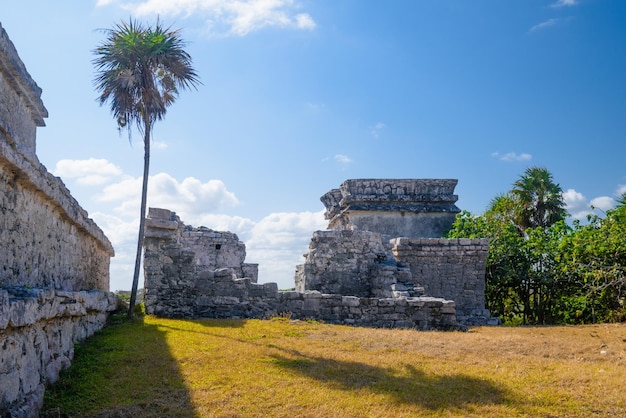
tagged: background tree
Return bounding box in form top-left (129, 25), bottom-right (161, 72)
top-left (559, 199), bottom-right (626, 323)
top-left (93, 19), bottom-right (200, 318)
top-left (448, 167), bottom-right (626, 325)
top-left (511, 166), bottom-right (567, 231)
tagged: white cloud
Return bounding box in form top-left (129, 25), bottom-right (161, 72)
top-left (246, 210), bottom-right (326, 247)
top-left (491, 151), bottom-right (532, 162)
top-left (245, 210), bottom-right (326, 289)
top-left (617, 184), bottom-right (626, 196)
top-left (88, 211), bottom-right (140, 292)
top-left (589, 196), bottom-right (615, 212)
top-left (551, 0), bottom-right (577, 8)
top-left (98, 171), bottom-right (239, 218)
top-left (91, 211), bottom-right (139, 249)
top-left (295, 13), bottom-right (316, 30)
top-left (563, 188), bottom-right (590, 219)
top-left (98, 206), bottom-right (325, 291)
top-left (322, 153), bottom-right (354, 169)
top-left (99, 0), bottom-right (316, 37)
top-left (53, 158), bottom-right (124, 185)
top-left (563, 188), bottom-right (617, 220)
top-left (51, 159), bottom-right (323, 290)
top-left (529, 16), bottom-right (574, 33)
top-left (333, 154), bottom-right (353, 164)
top-left (529, 18), bottom-right (560, 33)
top-left (189, 213), bottom-right (256, 235)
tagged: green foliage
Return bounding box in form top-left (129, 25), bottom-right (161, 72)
top-left (511, 166), bottom-right (567, 231)
top-left (447, 169), bottom-right (625, 325)
top-left (558, 206), bottom-right (626, 323)
top-left (93, 19), bottom-right (200, 134)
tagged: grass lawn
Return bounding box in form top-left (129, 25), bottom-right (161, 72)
top-left (42, 315), bottom-right (626, 417)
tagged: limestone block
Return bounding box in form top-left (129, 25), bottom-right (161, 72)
top-left (0, 369), bottom-right (20, 406)
top-left (303, 297), bottom-right (320, 313)
top-left (145, 217), bottom-right (179, 231)
top-left (263, 282), bottom-right (278, 296)
top-left (377, 298), bottom-right (396, 307)
top-left (0, 290), bottom-right (8, 329)
top-left (9, 297), bottom-right (40, 327)
top-left (19, 330), bottom-right (41, 395)
top-left (279, 291), bottom-right (302, 300)
top-left (341, 296), bottom-right (360, 307)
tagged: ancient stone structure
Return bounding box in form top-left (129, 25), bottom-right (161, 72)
top-left (143, 178), bottom-right (491, 329)
top-left (144, 208), bottom-right (459, 330)
top-left (297, 179), bottom-right (490, 324)
top-left (0, 22), bottom-right (116, 417)
top-left (321, 178), bottom-right (460, 238)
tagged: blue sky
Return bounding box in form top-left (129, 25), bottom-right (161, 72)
top-left (2, 0), bottom-right (625, 291)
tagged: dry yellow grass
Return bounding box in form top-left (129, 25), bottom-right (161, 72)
top-left (43, 316), bottom-right (626, 417)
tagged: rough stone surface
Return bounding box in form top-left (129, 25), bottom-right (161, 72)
top-left (0, 288), bottom-right (118, 417)
top-left (321, 179), bottom-right (461, 238)
top-left (391, 237), bottom-right (491, 325)
top-left (144, 208), bottom-right (260, 316)
top-left (294, 232), bottom-right (491, 326)
top-left (296, 180), bottom-right (492, 325)
top-left (294, 229), bottom-right (402, 298)
top-left (1, 24), bottom-right (116, 417)
top-left (0, 23), bottom-right (113, 292)
top-left (144, 208), bottom-right (459, 331)
top-left (0, 22), bottom-right (47, 163)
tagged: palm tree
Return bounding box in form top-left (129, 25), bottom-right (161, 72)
top-left (93, 19), bottom-right (200, 318)
top-left (511, 166), bottom-right (567, 231)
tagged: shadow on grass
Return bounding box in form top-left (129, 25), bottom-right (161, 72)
top-left (186, 317), bottom-right (246, 328)
top-left (41, 314), bottom-right (198, 418)
top-left (267, 351), bottom-right (511, 411)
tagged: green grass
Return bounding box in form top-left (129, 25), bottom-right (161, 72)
top-left (42, 315), bottom-right (626, 417)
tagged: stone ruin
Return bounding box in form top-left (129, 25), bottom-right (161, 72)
top-left (1, 23), bottom-right (116, 417)
top-left (320, 178), bottom-right (460, 238)
top-left (143, 179), bottom-right (492, 329)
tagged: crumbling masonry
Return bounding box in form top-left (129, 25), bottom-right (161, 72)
top-left (144, 179), bottom-right (492, 329)
top-left (0, 23), bottom-right (116, 417)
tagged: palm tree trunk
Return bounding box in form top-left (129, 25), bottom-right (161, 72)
top-left (128, 119), bottom-right (151, 319)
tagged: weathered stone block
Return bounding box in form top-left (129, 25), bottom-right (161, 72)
top-left (341, 296), bottom-right (360, 307)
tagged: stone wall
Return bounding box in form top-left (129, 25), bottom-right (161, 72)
top-left (0, 22), bottom-right (114, 291)
top-left (293, 231), bottom-right (490, 326)
top-left (294, 230), bottom-right (411, 299)
top-left (0, 22), bottom-right (116, 417)
top-left (144, 207), bottom-right (259, 317)
top-left (0, 161), bottom-right (114, 291)
top-left (144, 208), bottom-right (459, 331)
top-left (0, 288), bottom-right (118, 416)
top-left (391, 238), bottom-right (491, 325)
